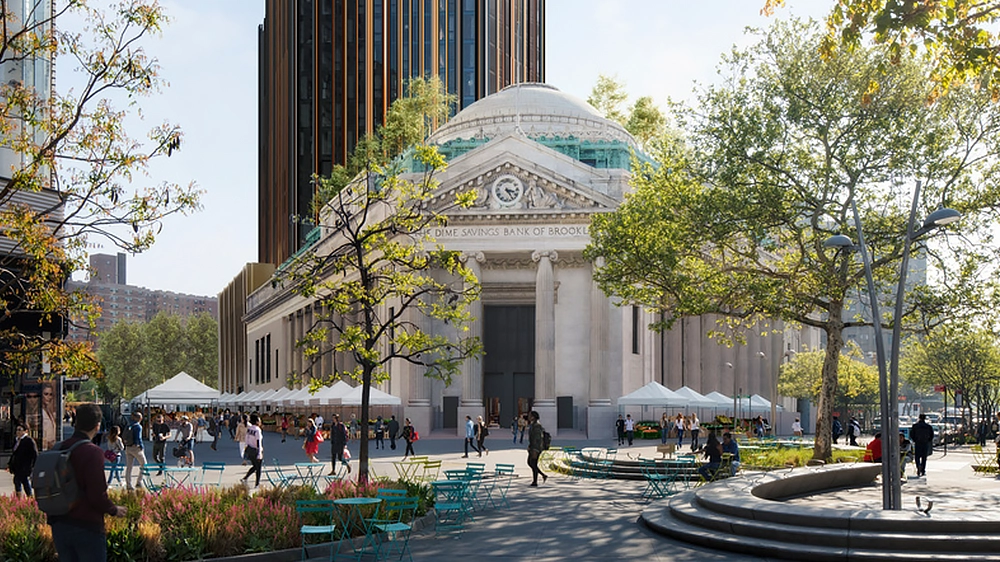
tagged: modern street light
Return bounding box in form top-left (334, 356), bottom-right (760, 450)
top-left (824, 182), bottom-right (961, 510)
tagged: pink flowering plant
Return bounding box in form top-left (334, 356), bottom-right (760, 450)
top-left (0, 480), bottom-right (428, 562)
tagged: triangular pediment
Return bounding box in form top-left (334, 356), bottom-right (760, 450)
top-left (422, 133), bottom-right (626, 216)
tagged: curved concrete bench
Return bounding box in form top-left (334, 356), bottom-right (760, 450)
top-left (641, 463), bottom-right (1000, 560)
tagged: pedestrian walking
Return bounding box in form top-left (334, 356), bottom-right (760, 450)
top-left (303, 417), bottom-right (321, 463)
top-left (401, 418), bottom-right (417, 458)
top-left (690, 413), bottom-right (701, 451)
top-left (624, 414), bottom-right (635, 446)
top-left (831, 415), bottom-right (843, 445)
top-left (463, 415), bottom-right (480, 458)
top-left (176, 414), bottom-right (195, 467)
top-left (46, 403), bottom-right (127, 562)
top-left (791, 418), bottom-right (803, 437)
top-left (476, 415), bottom-right (490, 456)
top-left (280, 415), bottom-right (289, 443)
top-left (374, 416), bottom-right (385, 449)
top-left (848, 416), bottom-right (861, 446)
top-left (151, 414), bottom-right (170, 473)
top-left (615, 414), bottom-right (625, 446)
top-left (104, 425), bottom-right (124, 486)
top-left (674, 413), bottom-right (686, 447)
top-left (526, 410), bottom-right (548, 486)
top-left (910, 413), bottom-right (935, 477)
top-left (240, 413), bottom-right (263, 488)
top-left (123, 412), bottom-right (146, 490)
top-left (511, 415), bottom-right (519, 444)
top-left (387, 415), bottom-right (400, 450)
top-left (7, 422), bottom-right (37, 496)
top-left (518, 414), bottom-right (528, 443)
top-left (329, 414), bottom-right (351, 475)
top-left (659, 413), bottom-right (670, 445)
top-left (235, 414), bottom-right (248, 465)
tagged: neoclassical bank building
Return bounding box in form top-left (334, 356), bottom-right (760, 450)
top-left (239, 83), bottom-right (809, 437)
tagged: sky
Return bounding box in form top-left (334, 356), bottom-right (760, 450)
top-left (91, 0), bottom-right (829, 297)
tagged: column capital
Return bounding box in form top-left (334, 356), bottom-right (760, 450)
top-left (460, 251), bottom-right (486, 265)
top-left (531, 250), bottom-right (559, 263)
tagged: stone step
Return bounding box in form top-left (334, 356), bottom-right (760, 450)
top-left (644, 490), bottom-right (1000, 560)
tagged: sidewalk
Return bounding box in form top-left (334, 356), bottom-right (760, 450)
top-left (4, 431), bottom-right (999, 561)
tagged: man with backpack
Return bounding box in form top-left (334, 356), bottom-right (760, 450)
top-left (526, 410), bottom-right (549, 487)
top-left (123, 411), bottom-right (146, 490)
top-left (42, 403), bottom-right (127, 561)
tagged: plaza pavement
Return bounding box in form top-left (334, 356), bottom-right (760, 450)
top-left (3, 428), bottom-right (999, 561)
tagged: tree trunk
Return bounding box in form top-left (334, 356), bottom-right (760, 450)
top-left (359, 365), bottom-right (372, 485)
top-left (814, 319), bottom-right (844, 461)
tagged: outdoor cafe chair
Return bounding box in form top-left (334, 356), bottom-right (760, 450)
top-left (418, 459), bottom-right (441, 483)
top-left (639, 458), bottom-right (676, 499)
top-left (296, 499), bottom-right (337, 561)
top-left (432, 479), bottom-right (471, 533)
top-left (263, 459), bottom-right (294, 489)
top-left (198, 461), bottom-right (226, 488)
top-left (372, 496), bottom-right (419, 562)
top-left (464, 463), bottom-right (494, 509)
top-left (492, 463), bottom-right (516, 509)
top-left (140, 463), bottom-right (167, 493)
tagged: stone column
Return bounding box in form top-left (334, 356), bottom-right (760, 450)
top-left (406, 304), bottom-right (433, 435)
top-left (458, 251), bottom-right (486, 435)
top-left (587, 257), bottom-right (614, 438)
top-left (532, 250), bottom-right (558, 432)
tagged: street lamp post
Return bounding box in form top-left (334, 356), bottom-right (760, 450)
top-left (824, 182), bottom-right (961, 511)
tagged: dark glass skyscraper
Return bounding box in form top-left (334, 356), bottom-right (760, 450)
top-left (258, 0), bottom-right (545, 266)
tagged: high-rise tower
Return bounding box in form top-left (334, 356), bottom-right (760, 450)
top-left (257, 0), bottom-right (545, 266)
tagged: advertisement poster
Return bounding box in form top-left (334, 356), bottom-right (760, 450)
top-left (21, 370), bottom-right (61, 450)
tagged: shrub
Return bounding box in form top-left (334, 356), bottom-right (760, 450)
top-left (0, 476), bottom-right (433, 561)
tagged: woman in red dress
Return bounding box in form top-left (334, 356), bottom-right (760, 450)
top-left (303, 417), bottom-right (320, 462)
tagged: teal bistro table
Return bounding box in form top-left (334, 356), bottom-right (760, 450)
top-left (333, 496), bottom-right (382, 560)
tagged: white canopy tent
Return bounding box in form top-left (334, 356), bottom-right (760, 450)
top-left (238, 389), bottom-right (267, 407)
top-left (264, 387), bottom-right (295, 408)
top-left (703, 391), bottom-right (735, 409)
top-left (672, 386), bottom-right (717, 408)
top-left (736, 394), bottom-right (782, 414)
top-left (130, 372), bottom-right (220, 406)
top-left (308, 381), bottom-right (354, 406)
top-left (618, 381), bottom-right (689, 408)
top-left (340, 385), bottom-right (402, 406)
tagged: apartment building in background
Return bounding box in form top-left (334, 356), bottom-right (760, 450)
top-left (66, 253), bottom-right (218, 348)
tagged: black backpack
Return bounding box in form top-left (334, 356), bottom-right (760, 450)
top-left (122, 423), bottom-right (135, 447)
top-left (32, 439), bottom-right (89, 516)
top-left (542, 430), bottom-right (552, 450)
top-left (481, 423), bottom-right (489, 437)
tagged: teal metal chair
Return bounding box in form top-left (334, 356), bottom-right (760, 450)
top-left (432, 479), bottom-right (470, 533)
top-left (640, 458), bottom-right (676, 499)
top-left (372, 496), bottom-right (418, 562)
top-left (263, 459), bottom-right (294, 489)
top-left (493, 463), bottom-right (515, 509)
top-left (296, 499), bottom-right (336, 561)
top-left (140, 463), bottom-right (167, 493)
top-left (199, 461), bottom-right (226, 488)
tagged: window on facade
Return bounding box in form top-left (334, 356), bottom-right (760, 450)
top-left (632, 306), bottom-right (640, 355)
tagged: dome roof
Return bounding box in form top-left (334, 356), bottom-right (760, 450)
top-left (429, 83), bottom-right (638, 147)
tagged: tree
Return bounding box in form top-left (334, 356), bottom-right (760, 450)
top-left (779, 342), bottom-right (879, 415)
top-left (587, 74), bottom-right (667, 148)
top-left (277, 77), bottom-right (483, 482)
top-left (96, 320), bottom-right (150, 409)
top-left (143, 312), bottom-right (187, 381)
top-left (98, 312), bottom-right (219, 404)
top-left (791, 0), bottom-right (1000, 100)
top-left (184, 312), bottom-right (218, 386)
top-left (585, 19), bottom-right (1000, 461)
top-left (901, 325), bottom-right (1000, 428)
top-left (0, 2), bottom-right (201, 386)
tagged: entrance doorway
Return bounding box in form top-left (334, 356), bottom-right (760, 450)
top-left (483, 305), bottom-right (535, 428)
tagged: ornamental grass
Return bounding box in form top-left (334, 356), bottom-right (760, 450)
top-left (0, 479), bottom-right (422, 562)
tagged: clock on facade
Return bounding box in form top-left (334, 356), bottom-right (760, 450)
top-left (491, 174), bottom-right (524, 206)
